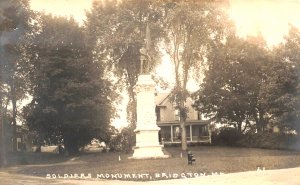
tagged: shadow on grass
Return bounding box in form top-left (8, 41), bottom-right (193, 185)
top-left (166, 146), bottom-right (300, 157)
top-left (5, 152), bottom-right (71, 166)
top-left (3, 146), bottom-right (300, 181)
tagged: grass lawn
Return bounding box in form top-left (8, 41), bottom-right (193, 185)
top-left (2, 146), bottom-right (300, 181)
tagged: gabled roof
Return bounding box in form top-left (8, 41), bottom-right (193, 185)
top-left (155, 92), bottom-right (195, 107)
top-left (155, 93), bottom-right (170, 106)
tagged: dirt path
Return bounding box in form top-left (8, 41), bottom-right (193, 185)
top-left (1, 167), bottom-right (300, 185)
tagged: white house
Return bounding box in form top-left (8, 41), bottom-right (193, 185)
top-left (155, 93), bottom-right (211, 144)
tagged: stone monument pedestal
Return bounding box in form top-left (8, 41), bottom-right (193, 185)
top-left (130, 75), bottom-right (169, 159)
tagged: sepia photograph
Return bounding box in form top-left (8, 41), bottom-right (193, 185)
top-left (0, 0), bottom-right (300, 184)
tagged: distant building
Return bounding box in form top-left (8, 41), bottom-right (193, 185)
top-left (155, 93), bottom-right (211, 145)
top-left (5, 124), bottom-right (33, 152)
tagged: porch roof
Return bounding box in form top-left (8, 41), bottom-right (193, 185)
top-left (157, 120), bottom-right (209, 126)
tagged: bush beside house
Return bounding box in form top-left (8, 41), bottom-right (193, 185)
top-left (212, 127), bottom-right (300, 150)
top-left (237, 132), bottom-right (300, 150)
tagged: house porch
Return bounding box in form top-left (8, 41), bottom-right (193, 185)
top-left (158, 121), bottom-right (211, 144)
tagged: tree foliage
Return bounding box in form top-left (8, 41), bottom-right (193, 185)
top-left (195, 25), bottom-right (300, 134)
top-left (0, 0), bottom-right (32, 156)
top-left (260, 26), bottom-right (300, 132)
top-left (163, 0), bottom-right (232, 150)
top-left (23, 15), bottom-right (116, 154)
top-left (85, 0), bottom-right (164, 128)
top-left (194, 35), bottom-right (270, 133)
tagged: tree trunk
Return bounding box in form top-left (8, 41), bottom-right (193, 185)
top-left (0, 98), bottom-right (9, 166)
top-left (11, 84), bottom-right (18, 152)
top-left (242, 119), bottom-right (250, 133)
top-left (256, 110), bottom-right (265, 133)
top-left (180, 121), bottom-right (187, 151)
top-left (179, 99), bottom-right (188, 151)
top-left (237, 122), bottom-right (242, 133)
top-left (256, 122), bottom-right (263, 133)
top-left (254, 115), bottom-right (261, 133)
top-left (64, 138), bottom-right (79, 156)
top-left (127, 85), bottom-right (137, 128)
top-left (0, 109), bottom-right (7, 167)
top-left (259, 110), bottom-right (265, 132)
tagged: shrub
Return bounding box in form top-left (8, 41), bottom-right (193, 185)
top-left (211, 125), bottom-right (300, 150)
top-left (18, 157), bottom-right (29, 165)
top-left (212, 127), bottom-right (242, 146)
top-left (237, 132), bottom-right (300, 150)
top-left (108, 127), bottom-right (135, 153)
top-left (210, 130), bottom-right (219, 146)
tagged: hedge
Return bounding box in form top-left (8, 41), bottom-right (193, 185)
top-left (212, 127), bottom-right (300, 150)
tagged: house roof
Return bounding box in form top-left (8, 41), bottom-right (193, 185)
top-left (155, 93), bottom-right (170, 106)
top-left (155, 92), bottom-right (194, 107)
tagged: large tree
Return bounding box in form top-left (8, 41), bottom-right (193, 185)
top-left (0, 0), bottom-right (32, 157)
top-left (194, 34), bottom-right (270, 133)
top-left (163, 0), bottom-right (231, 150)
top-left (260, 26), bottom-right (300, 132)
top-left (23, 14), bottom-right (116, 154)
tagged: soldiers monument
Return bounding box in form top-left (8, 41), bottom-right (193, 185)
top-left (130, 24), bottom-right (169, 159)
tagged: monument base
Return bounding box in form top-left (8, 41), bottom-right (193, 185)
top-left (129, 129), bottom-right (169, 159)
top-left (130, 145), bottom-right (169, 159)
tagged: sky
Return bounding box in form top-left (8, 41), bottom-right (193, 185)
top-left (30, 0), bottom-right (300, 46)
top-left (29, 0), bottom-right (300, 129)
top-left (229, 0), bottom-right (300, 46)
top-left (30, 0), bottom-right (93, 24)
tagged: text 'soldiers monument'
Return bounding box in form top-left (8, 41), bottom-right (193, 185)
top-left (130, 24), bottom-right (168, 159)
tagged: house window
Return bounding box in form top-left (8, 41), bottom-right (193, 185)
top-left (185, 125), bottom-right (190, 140)
top-left (197, 111), bottom-right (202, 120)
top-left (155, 107), bottom-right (161, 121)
top-left (17, 138), bottom-right (22, 151)
top-left (174, 109), bottom-right (179, 120)
top-left (173, 126), bottom-right (181, 141)
top-left (198, 125), bottom-right (209, 136)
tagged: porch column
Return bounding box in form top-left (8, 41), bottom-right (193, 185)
top-left (171, 125), bottom-right (173, 142)
top-left (190, 125), bottom-right (192, 141)
top-left (208, 125), bottom-right (212, 144)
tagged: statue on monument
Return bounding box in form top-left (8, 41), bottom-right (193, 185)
top-left (131, 22), bottom-right (168, 159)
top-left (139, 47), bottom-right (149, 74)
top-left (140, 23), bottom-right (151, 74)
